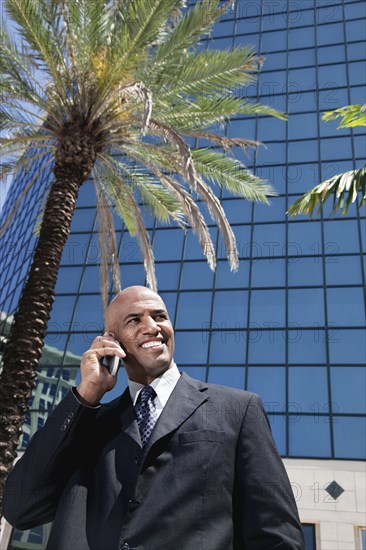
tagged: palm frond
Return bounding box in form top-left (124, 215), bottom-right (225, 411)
top-left (159, 47), bottom-right (261, 98)
top-left (102, 154), bottom-right (186, 227)
top-left (192, 148), bottom-right (276, 201)
top-left (94, 168), bottom-right (121, 315)
top-left (97, 153), bottom-right (157, 291)
top-left (322, 104), bottom-right (366, 128)
top-left (287, 167), bottom-right (366, 218)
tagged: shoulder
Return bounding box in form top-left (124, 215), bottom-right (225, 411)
top-left (181, 371), bottom-right (262, 407)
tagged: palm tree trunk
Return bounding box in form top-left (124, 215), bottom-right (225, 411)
top-left (0, 126), bottom-right (98, 512)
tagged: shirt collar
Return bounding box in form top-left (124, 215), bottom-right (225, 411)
top-left (128, 363), bottom-right (181, 407)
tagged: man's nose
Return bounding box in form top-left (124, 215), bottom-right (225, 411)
top-left (141, 316), bottom-right (159, 333)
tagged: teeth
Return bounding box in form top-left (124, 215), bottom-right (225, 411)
top-left (141, 341), bottom-right (163, 349)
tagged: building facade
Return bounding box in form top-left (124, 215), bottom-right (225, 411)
top-left (0, 0), bottom-right (365, 548)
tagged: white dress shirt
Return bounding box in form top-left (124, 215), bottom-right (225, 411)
top-left (128, 363), bottom-right (181, 419)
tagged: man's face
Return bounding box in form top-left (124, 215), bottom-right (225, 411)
top-left (106, 287), bottom-right (175, 384)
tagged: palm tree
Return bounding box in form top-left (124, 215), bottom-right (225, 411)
top-left (287, 104), bottom-right (366, 217)
top-left (0, 0), bottom-right (285, 503)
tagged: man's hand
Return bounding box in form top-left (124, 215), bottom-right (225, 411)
top-left (76, 333), bottom-right (126, 406)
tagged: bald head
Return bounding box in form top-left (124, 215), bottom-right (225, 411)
top-left (106, 286), bottom-right (165, 324)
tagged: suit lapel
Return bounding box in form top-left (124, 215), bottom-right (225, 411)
top-left (118, 387), bottom-right (142, 447)
top-left (143, 372), bottom-right (208, 455)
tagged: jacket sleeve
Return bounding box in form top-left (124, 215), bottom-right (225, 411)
top-left (236, 394), bottom-right (305, 550)
top-left (2, 390), bottom-right (100, 530)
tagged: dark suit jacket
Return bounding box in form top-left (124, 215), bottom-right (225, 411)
top-left (3, 372), bottom-right (305, 550)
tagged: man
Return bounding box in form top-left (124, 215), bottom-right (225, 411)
top-left (3, 286), bottom-right (305, 549)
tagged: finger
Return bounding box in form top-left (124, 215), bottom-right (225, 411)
top-left (94, 346), bottom-right (126, 359)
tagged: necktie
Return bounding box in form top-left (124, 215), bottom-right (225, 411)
top-left (135, 385), bottom-right (158, 447)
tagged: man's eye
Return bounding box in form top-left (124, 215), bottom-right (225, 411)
top-left (155, 314), bottom-right (167, 321)
top-left (128, 318), bottom-right (139, 325)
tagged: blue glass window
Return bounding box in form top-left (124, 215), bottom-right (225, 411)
top-left (269, 415), bottom-right (286, 456)
top-left (302, 524), bottom-right (316, 550)
top-left (349, 61), bottom-right (366, 86)
top-left (288, 140), bottom-right (318, 163)
top-left (346, 19), bottom-right (366, 42)
top-left (72, 295), bottom-right (103, 331)
top-left (80, 266), bottom-right (101, 293)
top-left (76, 181), bottom-right (96, 207)
top-left (258, 115), bottom-right (287, 141)
top-left (318, 44), bottom-right (345, 65)
top-left (262, 13), bottom-right (287, 31)
top-left (261, 30), bottom-right (287, 52)
top-left (154, 263), bottom-right (180, 291)
top-left (181, 366), bottom-right (206, 381)
top-left (288, 288), bottom-right (325, 327)
top-left (324, 220), bottom-right (361, 254)
top-left (254, 197), bottom-right (286, 223)
top-left (288, 48), bottom-right (316, 69)
top-left (318, 86), bottom-right (349, 110)
top-left (184, 228), bottom-right (217, 260)
top-left (328, 329), bottom-right (366, 364)
top-left (212, 290), bottom-right (248, 328)
top-left (248, 328), bottom-right (285, 364)
top-left (333, 417), bottom-right (366, 459)
top-left (288, 67), bottom-right (316, 91)
top-left (253, 223), bottom-right (286, 257)
top-left (55, 267), bottom-right (82, 294)
top-left (250, 289), bottom-right (285, 326)
top-left (207, 366), bottom-right (245, 389)
top-left (175, 291), bottom-right (212, 329)
top-left (153, 229), bottom-right (184, 261)
top-left (174, 331), bottom-right (208, 365)
top-left (257, 142), bottom-right (286, 164)
top-left (289, 27), bottom-right (315, 49)
top-left (288, 113), bottom-right (318, 140)
top-left (288, 221), bottom-right (322, 256)
top-left (247, 366), bottom-right (286, 409)
top-left (61, 234), bottom-right (91, 266)
top-left (227, 118), bottom-right (256, 140)
top-left (331, 367), bottom-right (366, 414)
top-left (289, 415), bottom-right (331, 457)
top-left (119, 233), bottom-right (145, 263)
top-left (320, 137), bottom-right (353, 161)
top-left (289, 366), bottom-right (328, 413)
top-left (70, 208), bottom-right (96, 233)
top-left (159, 292), bottom-right (177, 321)
top-left (48, 296), bottom-right (77, 331)
top-left (220, 199), bottom-right (252, 224)
top-left (181, 262), bottom-right (214, 290)
top-left (120, 263), bottom-right (146, 288)
top-left (325, 255), bottom-right (363, 284)
top-left (288, 257), bottom-right (323, 286)
top-left (209, 330), bottom-right (246, 364)
top-left (288, 328), bottom-right (327, 364)
top-left (289, 9), bottom-right (314, 28)
top-left (261, 52), bottom-right (287, 71)
top-left (64, 331), bottom-right (99, 360)
top-left (217, 225), bottom-right (250, 259)
top-left (317, 3), bottom-right (343, 23)
top-left (317, 23), bottom-right (344, 46)
top-left (327, 287), bottom-right (365, 327)
top-left (251, 258), bottom-right (285, 287)
top-left (215, 259), bottom-right (250, 288)
top-left (347, 41), bottom-right (366, 61)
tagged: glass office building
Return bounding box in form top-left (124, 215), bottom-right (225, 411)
top-left (0, 1), bottom-right (365, 548)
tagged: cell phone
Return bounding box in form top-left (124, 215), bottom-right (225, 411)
top-left (104, 355), bottom-right (121, 376)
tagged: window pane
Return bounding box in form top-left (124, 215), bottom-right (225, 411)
top-left (331, 367), bottom-right (366, 414)
top-left (302, 524), bottom-right (316, 550)
top-left (329, 329), bottom-right (366, 364)
top-left (207, 366), bottom-right (245, 389)
top-left (288, 329), bottom-right (327, 364)
top-left (247, 366), bottom-right (285, 409)
top-left (288, 257), bottom-right (323, 286)
top-left (327, 287), bottom-right (365, 327)
top-left (325, 255), bottom-right (363, 284)
top-left (288, 289), bottom-right (325, 327)
top-left (252, 259), bottom-right (285, 287)
top-left (289, 367), bottom-right (328, 413)
top-left (215, 259), bottom-right (250, 288)
top-left (209, 330), bottom-right (246, 364)
top-left (289, 416), bottom-right (331, 457)
top-left (212, 290), bottom-right (248, 328)
top-left (174, 331), bottom-right (208, 365)
top-left (175, 292), bottom-right (212, 329)
top-left (55, 266), bottom-right (83, 293)
top-left (248, 329), bottom-right (285, 364)
top-left (333, 417), bottom-right (366, 459)
top-left (153, 229), bottom-right (184, 261)
top-left (250, 289), bottom-right (285, 326)
top-left (72, 295), bottom-right (103, 331)
top-left (181, 262), bottom-right (214, 290)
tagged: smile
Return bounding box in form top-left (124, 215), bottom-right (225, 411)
top-left (141, 340), bottom-right (164, 349)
